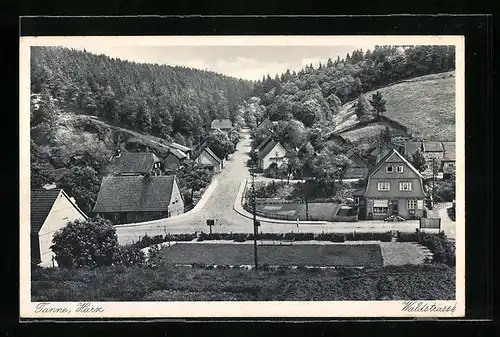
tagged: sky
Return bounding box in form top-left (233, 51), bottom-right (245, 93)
top-left (56, 44), bottom-right (378, 81)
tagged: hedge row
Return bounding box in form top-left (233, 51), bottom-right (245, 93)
top-left (397, 230), bottom-right (455, 267)
top-left (132, 231), bottom-right (394, 248)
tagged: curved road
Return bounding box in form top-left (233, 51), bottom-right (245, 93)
top-left (116, 130), bottom-right (255, 244)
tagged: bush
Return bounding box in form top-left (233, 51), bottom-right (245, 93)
top-left (114, 245), bottom-right (146, 267)
top-left (51, 216), bottom-right (119, 269)
top-left (397, 230), bottom-right (455, 267)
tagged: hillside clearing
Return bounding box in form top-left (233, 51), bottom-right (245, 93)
top-left (335, 71), bottom-right (456, 141)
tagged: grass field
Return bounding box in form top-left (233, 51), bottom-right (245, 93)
top-left (31, 264), bottom-right (456, 301)
top-left (335, 71), bottom-right (456, 141)
top-left (158, 243), bottom-right (383, 267)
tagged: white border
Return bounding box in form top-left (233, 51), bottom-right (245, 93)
top-left (20, 35), bottom-right (465, 319)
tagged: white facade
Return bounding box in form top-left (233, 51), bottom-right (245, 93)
top-left (167, 178), bottom-right (185, 217)
top-left (36, 191), bottom-right (87, 267)
top-left (197, 150), bottom-right (222, 171)
top-left (260, 143), bottom-right (287, 170)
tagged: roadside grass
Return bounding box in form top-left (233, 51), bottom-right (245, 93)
top-left (335, 71), bottom-right (455, 141)
top-left (157, 243), bottom-right (383, 267)
top-left (32, 264), bottom-right (456, 301)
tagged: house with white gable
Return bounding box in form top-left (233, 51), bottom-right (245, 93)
top-left (31, 188), bottom-right (88, 267)
top-left (255, 137), bottom-right (287, 170)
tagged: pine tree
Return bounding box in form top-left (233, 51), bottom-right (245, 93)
top-left (354, 94), bottom-right (372, 120)
top-left (369, 91), bottom-right (387, 121)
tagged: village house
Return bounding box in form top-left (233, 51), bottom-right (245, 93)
top-left (162, 148), bottom-right (188, 172)
top-left (168, 142), bottom-right (192, 159)
top-left (255, 137), bottom-right (287, 170)
top-left (92, 175), bottom-right (184, 224)
top-left (254, 118), bottom-right (274, 134)
top-left (191, 142), bottom-right (223, 172)
top-left (210, 119), bottom-right (233, 134)
top-left (345, 148), bottom-right (369, 179)
top-left (31, 188), bottom-right (88, 267)
top-left (106, 150), bottom-right (162, 176)
top-left (359, 148), bottom-right (427, 221)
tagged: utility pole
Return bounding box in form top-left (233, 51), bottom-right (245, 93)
top-left (251, 167), bottom-right (259, 271)
top-left (432, 157), bottom-right (436, 208)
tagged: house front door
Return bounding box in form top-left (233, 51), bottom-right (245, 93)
top-left (390, 200), bottom-right (399, 215)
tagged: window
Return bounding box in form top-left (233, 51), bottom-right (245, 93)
top-left (386, 166), bottom-right (394, 173)
top-left (373, 207), bottom-right (388, 214)
top-left (407, 199), bottom-right (417, 209)
top-left (416, 200), bottom-right (424, 209)
top-left (377, 182), bottom-right (390, 191)
top-left (396, 166), bottom-right (404, 173)
top-left (354, 197), bottom-right (360, 205)
top-left (399, 182), bottom-right (412, 191)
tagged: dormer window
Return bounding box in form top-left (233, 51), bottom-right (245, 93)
top-left (396, 166), bottom-right (404, 173)
top-left (386, 166), bottom-right (394, 173)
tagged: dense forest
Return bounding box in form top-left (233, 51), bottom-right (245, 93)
top-left (243, 45), bottom-right (455, 129)
top-left (30, 46), bottom-right (254, 145)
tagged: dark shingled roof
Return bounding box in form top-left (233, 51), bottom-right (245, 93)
top-left (255, 136), bottom-right (273, 152)
top-left (204, 147), bottom-right (222, 164)
top-left (31, 189), bottom-right (62, 234)
top-left (93, 175), bottom-right (177, 213)
top-left (211, 119), bottom-right (232, 130)
top-left (442, 141), bottom-right (455, 161)
top-left (107, 152), bottom-right (160, 175)
top-left (257, 139), bottom-right (283, 159)
top-left (422, 141), bottom-right (444, 152)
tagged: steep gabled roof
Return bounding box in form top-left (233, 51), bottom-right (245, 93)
top-left (422, 141), bottom-right (444, 152)
top-left (31, 189), bottom-right (61, 234)
top-left (106, 152), bottom-right (160, 175)
top-left (204, 147), bottom-right (222, 164)
top-left (169, 142), bottom-right (191, 153)
top-left (167, 148), bottom-right (188, 160)
top-left (255, 118), bottom-right (274, 131)
top-left (255, 136), bottom-right (273, 152)
top-left (31, 189), bottom-right (87, 234)
top-left (211, 119), bottom-right (232, 129)
top-left (93, 175), bottom-right (177, 213)
top-left (257, 139), bottom-right (284, 159)
top-left (370, 149), bottom-right (424, 180)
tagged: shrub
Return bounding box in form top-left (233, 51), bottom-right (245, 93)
top-left (51, 216), bottom-right (119, 269)
top-left (114, 245), bottom-right (146, 267)
top-left (233, 234), bottom-right (248, 242)
top-left (397, 230), bottom-right (455, 267)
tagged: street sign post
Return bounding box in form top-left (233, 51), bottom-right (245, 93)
top-left (206, 219), bottom-right (215, 235)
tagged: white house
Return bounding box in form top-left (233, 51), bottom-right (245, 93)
top-left (31, 189), bottom-right (88, 267)
top-left (256, 138), bottom-right (287, 170)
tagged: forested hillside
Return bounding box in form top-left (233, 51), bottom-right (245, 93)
top-left (31, 46), bottom-right (253, 145)
top-left (246, 45), bottom-right (455, 129)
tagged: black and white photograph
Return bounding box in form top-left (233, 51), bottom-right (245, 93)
top-left (20, 35), bottom-right (465, 318)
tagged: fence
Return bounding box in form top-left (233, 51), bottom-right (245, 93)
top-left (242, 202), bottom-right (358, 222)
top-left (419, 217), bottom-right (441, 230)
